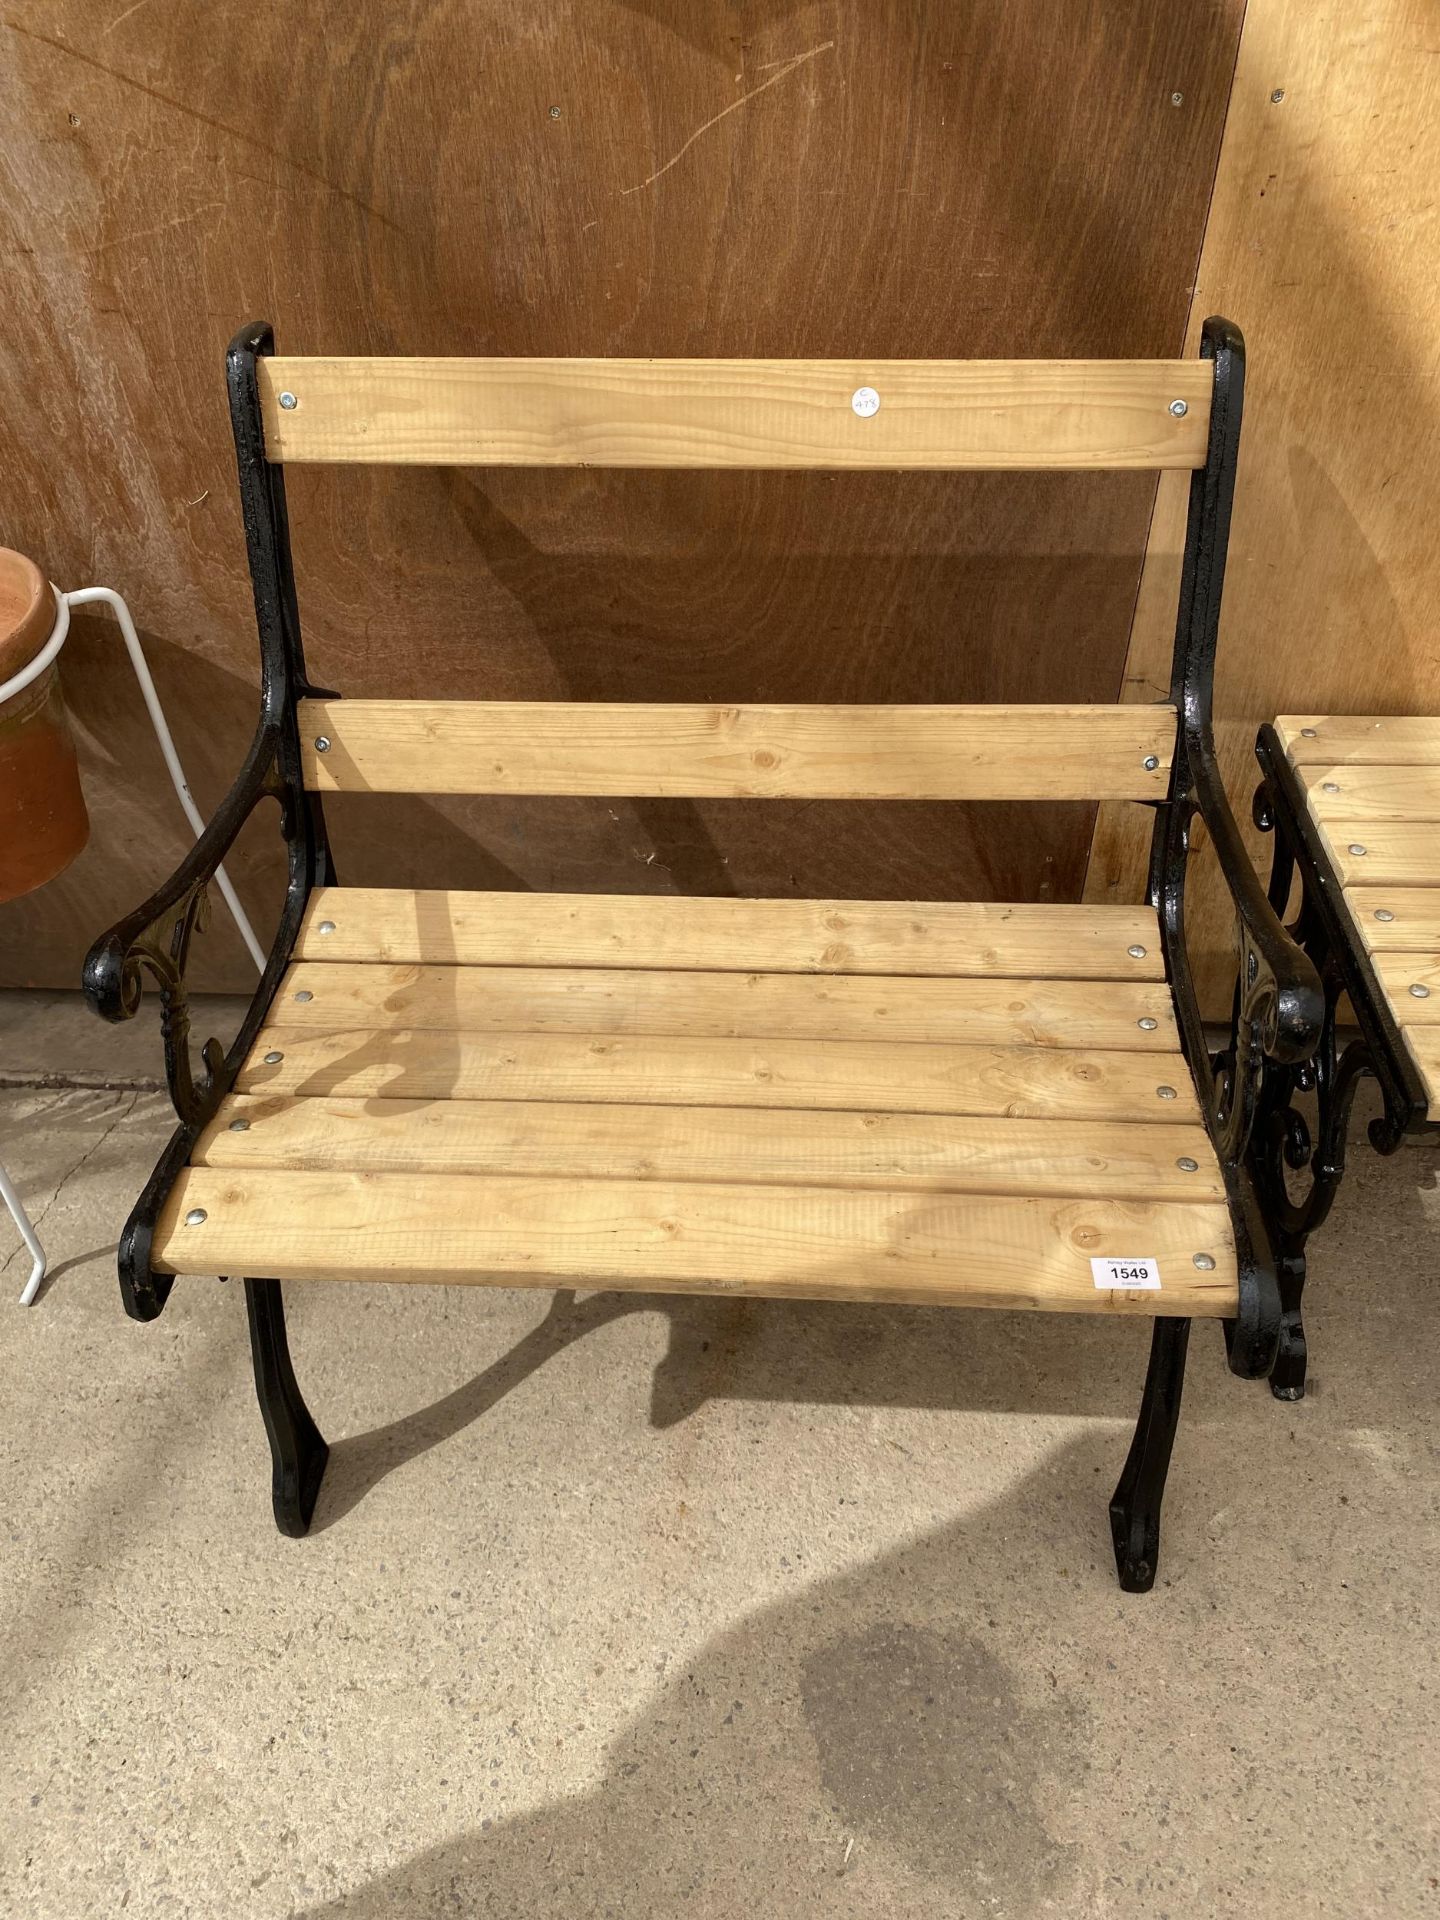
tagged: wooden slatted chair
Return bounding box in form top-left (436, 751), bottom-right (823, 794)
top-left (84, 317), bottom-right (1323, 1590)
top-left (1246, 714), bottom-right (1440, 1400)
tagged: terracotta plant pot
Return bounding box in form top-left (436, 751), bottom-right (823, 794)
top-left (0, 548), bottom-right (89, 903)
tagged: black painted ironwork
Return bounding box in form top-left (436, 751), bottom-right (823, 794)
top-left (244, 1277), bottom-right (329, 1534)
top-left (1101, 314), bottom-right (1327, 1583)
top-left (82, 321), bottom-right (336, 1321)
top-left (1110, 1318), bottom-right (1190, 1593)
top-left (84, 316), bottom-right (1330, 1585)
top-left (1245, 721), bottom-right (1428, 1396)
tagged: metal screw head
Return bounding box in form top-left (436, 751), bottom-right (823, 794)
top-left (1127, 944), bottom-right (1147, 959)
top-left (1271, 87), bottom-right (1286, 103)
top-left (1177, 1156), bottom-right (1199, 1172)
top-left (314, 735), bottom-right (331, 753)
top-left (294, 989), bottom-right (314, 1003)
top-left (1143, 754), bottom-right (1160, 771)
top-left (1301, 726), bottom-right (1318, 737)
top-left (278, 391), bottom-right (298, 410)
top-left (1138, 1016), bottom-right (1159, 1031)
top-left (263, 1050), bottom-right (284, 1065)
top-left (1348, 843), bottom-right (1367, 856)
top-left (1193, 1252), bottom-right (1216, 1271)
top-left (1410, 983), bottom-right (1430, 999)
top-left (1168, 399), bottom-right (1188, 418)
top-left (228, 1118), bottom-right (250, 1132)
top-left (1157, 1084), bottom-right (1178, 1100)
top-left (184, 1208), bottom-right (208, 1226)
top-left (548, 104), bottom-right (561, 118)
top-left (1322, 781), bottom-right (1340, 793)
top-left (1375, 908), bottom-right (1395, 922)
top-left (1170, 91), bottom-right (1184, 106)
top-left (317, 919), bottom-right (336, 935)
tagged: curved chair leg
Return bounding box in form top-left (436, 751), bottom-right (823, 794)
top-left (1269, 1252), bottom-right (1308, 1400)
top-left (1110, 1318), bottom-right (1191, 1593)
top-left (244, 1277), bottom-right (328, 1535)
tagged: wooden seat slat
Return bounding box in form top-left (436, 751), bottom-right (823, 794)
top-left (1295, 762), bottom-right (1440, 824)
top-left (198, 1094), bottom-right (1224, 1201)
top-left (1278, 715), bottom-right (1440, 766)
top-left (1313, 821), bottom-right (1440, 890)
top-left (1347, 889), bottom-right (1440, 956)
top-left (235, 1026), bottom-right (1199, 1123)
top-left (153, 1168), bottom-right (1237, 1316)
top-left (270, 961), bottom-right (1180, 1052)
top-left (294, 889), bottom-right (1166, 980)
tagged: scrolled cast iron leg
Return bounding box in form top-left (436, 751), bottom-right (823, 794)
top-left (244, 1276), bottom-right (328, 1536)
top-left (1109, 1318), bottom-right (1190, 1593)
top-left (1269, 1252), bottom-right (1308, 1401)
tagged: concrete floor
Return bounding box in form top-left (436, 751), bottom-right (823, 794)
top-left (1, 992), bottom-right (1437, 1918)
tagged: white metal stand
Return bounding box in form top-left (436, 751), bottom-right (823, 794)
top-left (2, 586), bottom-right (264, 1304)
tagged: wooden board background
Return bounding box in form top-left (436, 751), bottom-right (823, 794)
top-left (0, 1), bottom-right (1244, 990)
top-left (1086, 0), bottom-right (1440, 1009)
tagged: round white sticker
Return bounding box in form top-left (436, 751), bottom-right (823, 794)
top-left (851, 386), bottom-right (881, 418)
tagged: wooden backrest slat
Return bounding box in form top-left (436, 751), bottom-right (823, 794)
top-left (298, 699), bottom-right (1176, 801)
top-left (259, 357), bottom-right (1212, 470)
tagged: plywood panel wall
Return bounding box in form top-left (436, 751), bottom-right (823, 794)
top-left (1086, 0), bottom-right (1440, 1008)
top-left (0, 2), bottom-right (1243, 990)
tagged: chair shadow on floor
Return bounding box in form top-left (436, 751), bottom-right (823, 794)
top-left (307, 1280), bottom-right (1172, 1534)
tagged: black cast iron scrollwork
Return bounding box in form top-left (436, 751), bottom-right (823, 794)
top-left (1148, 317), bottom-right (1325, 1383)
top-left (81, 322), bottom-right (336, 1323)
top-left (1241, 720), bottom-right (1426, 1393)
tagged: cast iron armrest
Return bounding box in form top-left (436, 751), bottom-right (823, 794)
top-left (82, 718), bottom-right (292, 1127)
top-left (1191, 750), bottom-right (1324, 1068)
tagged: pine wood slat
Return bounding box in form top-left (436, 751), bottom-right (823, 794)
top-left (235, 1027), bottom-right (1199, 1122)
top-left (1279, 715), bottom-right (1440, 766)
top-left (199, 1094), bottom-right (1224, 1201)
top-left (297, 700), bottom-right (1176, 801)
top-left (1372, 953), bottom-right (1440, 1021)
top-left (1400, 1028), bottom-right (1440, 1117)
top-left (270, 961), bottom-right (1180, 1051)
top-left (1317, 822), bottom-right (1440, 890)
top-left (154, 1168), bottom-right (1237, 1315)
top-left (294, 889), bottom-right (1166, 980)
top-left (1297, 762), bottom-right (1440, 824)
top-left (258, 356), bottom-right (1213, 471)
top-left (1345, 889), bottom-right (1440, 956)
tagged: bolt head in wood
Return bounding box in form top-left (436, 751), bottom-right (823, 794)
top-left (1177, 1156), bottom-right (1199, 1172)
top-left (314, 735), bottom-right (331, 752)
top-left (1127, 944), bottom-right (1147, 959)
top-left (1301, 726), bottom-right (1317, 737)
top-left (1138, 1016), bottom-right (1158, 1031)
top-left (1375, 908), bottom-right (1395, 922)
top-left (279, 391), bottom-right (298, 410)
top-left (294, 989), bottom-right (314, 1002)
top-left (1322, 781), bottom-right (1340, 793)
top-left (1143, 754), bottom-right (1160, 771)
top-left (184, 1208), bottom-right (207, 1226)
top-left (1168, 399), bottom-right (1188, 417)
top-left (317, 919), bottom-right (336, 935)
top-left (263, 1050), bottom-right (284, 1064)
top-left (228, 1118), bottom-right (249, 1132)
top-left (1157, 1084), bottom-right (1177, 1100)
top-left (1193, 1252), bottom-right (1216, 1270)
top-left (1411, 983), bottom-right (1430, 998)
top-left (1348, 843), bottom-right (1367, 856)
